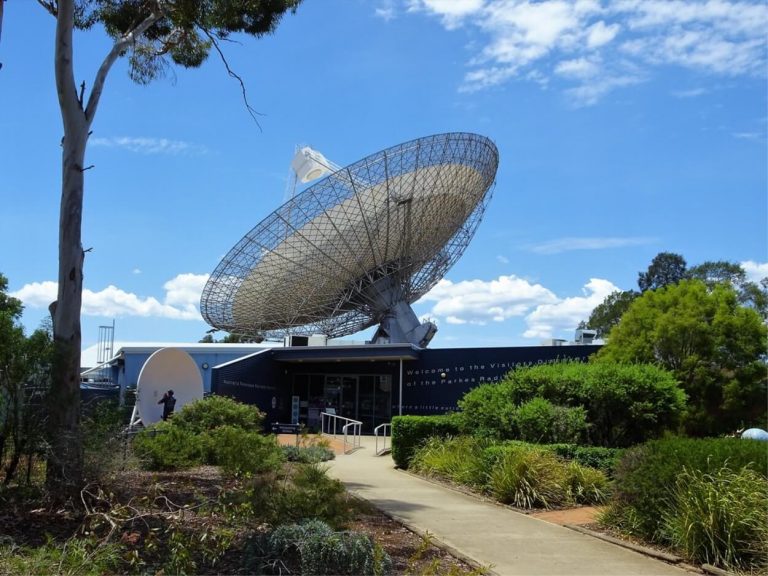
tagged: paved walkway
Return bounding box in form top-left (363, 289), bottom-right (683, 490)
top-left (326, 437), bottom-right (693, 576)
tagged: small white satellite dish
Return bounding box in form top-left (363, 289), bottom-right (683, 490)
top-left (131, 348), bottom-right (204, 426)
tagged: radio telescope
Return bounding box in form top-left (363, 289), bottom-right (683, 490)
top-left (200, 132), bottom-right (498, 347)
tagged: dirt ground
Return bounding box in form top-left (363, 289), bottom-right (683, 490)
top-left (529, 505), bottom-right (600, 526)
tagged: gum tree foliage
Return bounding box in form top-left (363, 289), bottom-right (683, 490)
top-left (638, 252), bottom-right (688, 292)
top-left (36, 0), bottom-right (301, 497)
top-left (0, 274), bottom-right (54, 485)
top-left (595, 280), bottom-right (768, 436)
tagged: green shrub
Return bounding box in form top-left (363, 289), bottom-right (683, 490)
top-left (244, 519), bottom-right (392, 575)
top-left (606, 436), bottom-right (768, 542)
top-left (459, 362), bottom-right (685, 447)
top-left (282, 444), bottom-right (336, 463)
top-left (410, 436), bottom-right (490, 487)
top-left (248, 463), bottom-right (353, 529)
top-left (514, 398), bottom-right (587, 444)
top-left (662, 465), bottom-right (768, 571)
top-left (172, 395), bottom-right (265, 434)
top-left (132, 422), bottom-right (205, 470)
top-left (208, 425), bottom-right (284, 474)
top-left (82, 398), bottom-right (133, 480)
top-left (391, 414), bottom-right (461, 469)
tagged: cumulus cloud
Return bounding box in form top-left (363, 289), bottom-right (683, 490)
top-left (90, 136), bottom-right (208, 155)
top-left (400, 0), bottom-right (767, 103)
top-left (524, 278), bottom-right (619, 338)
top-left (12, 273), bottom-right (210, 320)
top-left (417, 273), bottom-right (620, 339)
top-left (741, 260), bottom-right (768, 283)
top-left (526, 236), bottom-right (655, 254)
top-left (418, 275), bottom-right (558, 325)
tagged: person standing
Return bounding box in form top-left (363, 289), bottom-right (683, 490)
top-left (158, 390), bottom-right (176, 421)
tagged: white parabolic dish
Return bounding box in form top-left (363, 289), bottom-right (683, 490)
top-left (136, 348), bottom-right (204, 426)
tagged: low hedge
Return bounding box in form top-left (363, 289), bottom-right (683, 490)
top-left (606, 436), bottom-right (768, 542)
top-left (390, 414), bottom-right (461, 469)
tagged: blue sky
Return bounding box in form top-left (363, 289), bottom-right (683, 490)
top-left (2, 0), bottom-right (766, 351)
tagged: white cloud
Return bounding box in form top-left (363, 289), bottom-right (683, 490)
top-left (90, 136), bottom-right (208, 155)
top-left (496, 255), bottom-right (510, 264)
top-left (526, 236), bottom-right (655, 254)
top-left (587, 20), bottom-right (620, 48)
top-left (732, 131), bottom-right (764, 141)
top-left (401, 0), bottom-right (768, 103)
top-left (555, 56), bottom-right (601, 78)
top-left (418, 275), bottom-right (558, 324)
top-left (417, 273), bottom-right (621, 340)
top-left (672, 87), bottom-right (708, 98)
top-left (132, 268), bottom-right (142, 275)
top-left (524, 277), bottom-right (619, 338)
top-left (409, 0), bottom-right (485, 28)
top-left (741, 260), bottom-right (768, 283)
top-left (375, 0), bottom-right (397, 20)
top-left (11, 273), bottom-right (210, 321)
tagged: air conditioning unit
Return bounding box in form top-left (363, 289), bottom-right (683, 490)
top-left (574, 329), bottom-right (597, 344)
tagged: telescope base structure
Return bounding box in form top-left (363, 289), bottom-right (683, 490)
top-left (369, 299), bottom-right (437, 348)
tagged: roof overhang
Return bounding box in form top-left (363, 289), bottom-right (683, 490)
top-left (271, 343), bottom-right (421, 363)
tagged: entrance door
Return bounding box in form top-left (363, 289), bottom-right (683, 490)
top-left (324, 375), bottom-right (357, 421)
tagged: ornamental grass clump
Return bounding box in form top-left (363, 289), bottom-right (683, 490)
top-left (488, 446), bottom-right (569, 509)
top-left (409, 436), bottom-right (489, 488)
top-left (662, 465), bottom-right (768, 571)
top-left (565, 461), bottom-right (610, 505)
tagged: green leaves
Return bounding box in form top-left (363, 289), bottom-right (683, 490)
top-left (596, 280), bottom-right (768, 436)
top-left (457, 362), bottom-right (684, 447)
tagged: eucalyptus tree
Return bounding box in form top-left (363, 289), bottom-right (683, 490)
top-left (38, 0), bottom-right (301, 496)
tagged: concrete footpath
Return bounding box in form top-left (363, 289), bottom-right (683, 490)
top-left (326, 437), bottom-right (693, 576)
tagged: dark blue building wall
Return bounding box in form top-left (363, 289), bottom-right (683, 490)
top-left (211, 350), bottom-right (284, 424)
top-left (400, 345), bottom-right (600, 415)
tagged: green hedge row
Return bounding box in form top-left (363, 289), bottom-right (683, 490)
top-left (390, 414), bottom-right (461, 469)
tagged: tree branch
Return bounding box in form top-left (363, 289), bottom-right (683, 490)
top-left (0, 0), bottom-right (5, 70)
top-left (199, 26), bottom-right (263, 129)
top-left (84, 10), bottom-right (163, 127)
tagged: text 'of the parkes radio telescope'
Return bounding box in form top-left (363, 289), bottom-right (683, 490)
top-left (201, 133), bottom-right (499, 349)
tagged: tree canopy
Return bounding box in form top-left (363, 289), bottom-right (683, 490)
top-left (637, 252), bottom-right (688, 292)
top-left (582, 289), bottom-right (638, 338)
top-left (595, 279), bottom-right (767, 436)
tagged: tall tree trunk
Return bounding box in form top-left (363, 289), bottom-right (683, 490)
top-left (47, 0), bottom-right (86, 498)
top-left (45, 1), bottom-right (160, 498)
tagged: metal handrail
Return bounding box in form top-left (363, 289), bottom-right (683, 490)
top-left (321, 412), bottom-right (363, 453)
top-left (374, 423), bottom-right (391, 455)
